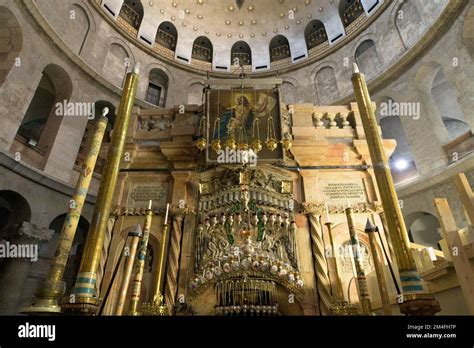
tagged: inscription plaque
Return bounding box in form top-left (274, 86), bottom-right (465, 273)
top-left (320, 180), bottom-right (367, 203)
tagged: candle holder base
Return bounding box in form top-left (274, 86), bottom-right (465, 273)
top-left (141, 294), bottom-right (168, 316)
top-left (329, 300), bottom-right (360, 316)
top-left (399, 294), bottom-right (441, 316)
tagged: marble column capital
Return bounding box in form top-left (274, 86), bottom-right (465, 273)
top-left (13, 222), bottom-right (54, 244)
top-left (302, 202), bottom-right (325, 216)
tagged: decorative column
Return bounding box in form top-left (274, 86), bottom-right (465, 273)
top-left (164, 212), bottom-right (185, 314)
top-left (351, 63), bottom-right (441, 315)
top-left (22, 113), bottom-right (108, 314)
top-left (63, 63), bottom-right (140, 315)
top-left (0, 222), bottom-right (54, 314)
top-left (303, 202), bottom-right (332, 315)
top-left (163, 171), bottom-right (191, 314)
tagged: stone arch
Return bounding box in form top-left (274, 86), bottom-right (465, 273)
top-left (231, 41), bottom-right (252, 66)
top-left (15, 64), bottom-right (73, 155)
top-left (405, 211), bottom-right (441, 249)
top-left (0, 6), bottom-right (22, 86)
top-left (304, 20), bottom-right (328, 50)
top-left (156, 21), bottom-right (178, 52)
top-left (354, 38), bottom-right (382, 80)
top-left (187, 82), bottom-right (206, 105)
top-left (103, 41), bottom-right (132, 87)
top-left (0, 190), bottom-right (31, 237)
top-left (394, 0), bottom-right (425, 50)
top-left (63, 3), bottom-right (91, 55)
top-left (463, 5), bottom-right (474, 59)
top-left (192, 36), bottom-right (213, 63)
top-left (313, 65), bottom-right (339, 106)
top-left (119, 0), bottom-right (144, 30)
top-left (145, 69), bottom-right (169, 107)
top-left (416, 62), bottom-right (470, 141)
top-left (280, 80), bottom-right (299, 105)
top-left (269, 35), bottom-right (291, 62)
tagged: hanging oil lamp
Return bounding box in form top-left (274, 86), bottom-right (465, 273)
top-left (265, 90), bottom-right (277, 151)
top-left (281, 133), bottom-right (293, 151)
top-left (252, 118), bottom-right (262, 153)
top-left (196, 114), bottom-right (207, 151)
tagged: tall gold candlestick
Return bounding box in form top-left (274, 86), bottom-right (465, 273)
top-left (351, 63), bottom-right (440, 315)
top-left (345, 207), bottom-right (372, 314)
top-left (114, 225), bottom-right (142, 315)
top-left (142, 203), bottom-right (170, 316)
top-left (365, 219), bottom-right (392, 315)
top-left (64, 64), bottom-right (140, 314)
top-left (22, 112), bottom-right (108, 314)
top-left (128, 201), bottom-right (154, 316)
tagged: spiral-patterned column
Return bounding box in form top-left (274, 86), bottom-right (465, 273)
top-left (303, 203), bottom-right (332, 315)
top-left (164, 212), bottom-right (185, 314)
top-left (96, 216), bottom-right (117, 295)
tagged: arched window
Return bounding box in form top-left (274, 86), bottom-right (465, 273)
top-left (355, 39), bottom-right (381, 80)
top-left (0, 6), bottom-right (22, 87)
top-left (376, 97), bottom-right (418, 183)
top-left (304, 20), bottom-right (327, 50)
top-left (231, 41), bottom-right (251, 66)
top-left (16, 64), bottom-right (72, 151)
top-left (146, 69), bottom-right (169, 107)
top-left (0, 190), bottom-right (31, 236)
top-left (431, 68), bottom-right (470, 141)
top-left (339, 0), bottom-right (364, 28)
top-left (156, 21), bottom-right (178, 52)
top-left (269, 35), bottom-right (291, 62)
top-left (192, 36), bottom-right (213, 63)
top-left (118, 0), bottom-right (143, 30)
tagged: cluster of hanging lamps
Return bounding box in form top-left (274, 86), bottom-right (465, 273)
top-left (195, 86), bottom-right (292, 153)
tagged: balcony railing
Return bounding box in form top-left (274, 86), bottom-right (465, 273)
top-left (270, 44), bottom-right (290, 62)
top-left (342, 0), bottom-right (365, 26)
top-left (118, 2), bottom-right (140, 29)
top-left (192, 44), bottom-right (212, 62)
top-left (156, 28), bottom-right (176, 51)
top-left (306, 27), bottom-right (328, 49)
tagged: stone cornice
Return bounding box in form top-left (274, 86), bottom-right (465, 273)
top-left (0, 150), bottom-right (97, 204)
